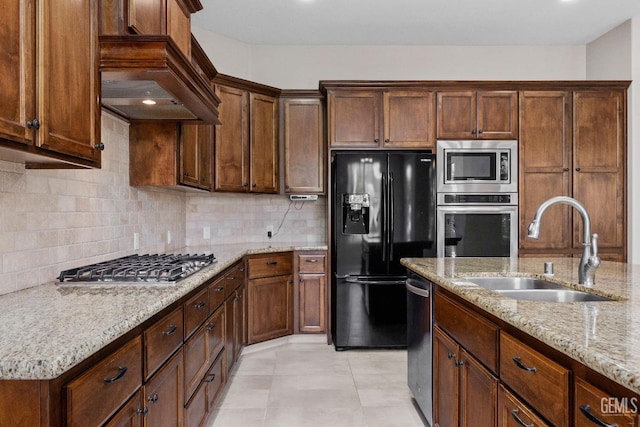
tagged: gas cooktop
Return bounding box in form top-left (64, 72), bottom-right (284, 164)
top-left (57, 253), bottom-right (216, 284)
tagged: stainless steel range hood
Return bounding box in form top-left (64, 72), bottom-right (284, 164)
top-left (100, 35), bottom-right (220, 123)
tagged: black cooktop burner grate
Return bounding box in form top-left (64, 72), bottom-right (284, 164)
top-left (57, 253), bottom-right (216, 283)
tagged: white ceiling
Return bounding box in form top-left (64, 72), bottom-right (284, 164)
top-left (192, 0), bottom-right (640, 46)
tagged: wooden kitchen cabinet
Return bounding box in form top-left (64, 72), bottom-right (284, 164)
top-left (497, 384), bottom-right (549, 427)
top-left (0, 0), bottom-right (101, 168)
top-left (104, 390), bottom-right (144, 427)
top-left (327, 88), bottom-right (435, 149)
top-left (295, 251), bottom-right (327, 333)
top-left (247, 253), bottom-right (293, 344)
top-left (575, 377), bottom-right (639, 427)
top-left (437, 90), bottom-right (517, 140)
top-left (225, 283), bottom-right (246, 374)
top-left (144, 349), bottom-right (184, 427)
top-left (519, 89), bottom-right (626, 261)
top-left (281, 93), bottom-right (325, 194)
top-left (214, 76), bottom-right (280, 194)
top-left (433, 326), bottom-right (498, 427)
top-left (180, 123), bottom-right (214, 190)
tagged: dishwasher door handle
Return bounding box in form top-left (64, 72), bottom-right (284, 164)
top-left (406, 279), bottom-right (430, 298)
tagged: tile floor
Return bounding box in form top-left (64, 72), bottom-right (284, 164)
top-left (207, 335), bottom-right (428, 427)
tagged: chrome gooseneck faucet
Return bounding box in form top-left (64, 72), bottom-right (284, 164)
top-left (527, 196), bottom-right (600, 287)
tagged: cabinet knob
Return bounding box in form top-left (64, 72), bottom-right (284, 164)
top-left (243, 183), bottom-right (249, 187)
top-left (147, 393), bottom-right (159, 403)
top-left (374, 138), bottom-right (379, 143)
top-left (471, 128), bottom-right (477, 135)
top-left (478, 129), bottom-right (483, 134)
top-left (27, 119), bottom-right (40, 130)
top-left (136, 407), bottom-right (149, 416)
top-left (563, 168), bottom-right (570, 172)
top-left (184, 172), bottom-right (190, 177)
top-left (575, 168), bottom-right (581, 172)
top-left (447, 352), bottom-right (456, 360)
top-left (94, 142), bottom-right (105, 151)
top-left (384, 138), bottom-right (390, 143)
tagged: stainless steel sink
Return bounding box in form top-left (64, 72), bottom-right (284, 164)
top-left (464, 276), bottom-right (613, 302)
top-left (465, 276), bottom-right (565, 290)
top-left (495, 289), bottom-right (612, 302)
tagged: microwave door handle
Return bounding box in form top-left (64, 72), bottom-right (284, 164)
top-left (389, 172), bottom-right (395, 261)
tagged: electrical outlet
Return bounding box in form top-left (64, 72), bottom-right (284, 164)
top-left (133, 233), bottom-right (140, 250)
top-left (266, 225), bottom-right (274, 238)
top-left (167, 230), bottom-right (172, 245)
top-left (203, 226), bottom-right (211, 239)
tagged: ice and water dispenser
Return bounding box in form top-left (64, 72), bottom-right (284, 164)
top-left (342, 194), bottom-right (370, 234)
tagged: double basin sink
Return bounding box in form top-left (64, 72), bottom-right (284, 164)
top-left (464, 277), bottom-right (613, 302)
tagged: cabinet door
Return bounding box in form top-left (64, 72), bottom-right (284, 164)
top-left (519, 91), bottom-right (572, 253)
top-left (282, 98), bottom-right (325, 193)
top-left (572, 91), bottom-right (625, 254)
top-left (247, 275), bottom-right (293, 344)
top-left (477, 91), bottom-right (518, 139)
top-left (104, 390), bottom-right (144, 427)
top-left (180, 124), bottom-right (200, 187)
top-left (459, 349), bottom-right (497, 427)
top-left (234, 284), bottom-right (246, 363)
top-left (437, 91), bottom-right (476, 139)
top-left (0, 0), bottom-right (35, 144)
top-left (198, 124), bottom-right (214, 190)
top-left (250, 92), bottom-right (279, 193)
top-left (298, 273), bottom-right (326, 333)
top-left (383, 90), bottom-right (436, 148)
top-left (224, 293), bottom-right (236, 375)
top-left (328, 90), bottom-right (381, 147)
top-left (215, 85), bottom-right (249, 192)
top-left (38, 0), bottom-right (100, 163)
top-left (145, 349), bottom-right (184, 427)
top-left (433, 327), bottom-right (459, 427)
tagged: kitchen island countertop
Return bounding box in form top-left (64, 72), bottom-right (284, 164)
top-left (0, 242), bottom-right (326, 380)
top-left (402, 257), bottom-right (640, 395)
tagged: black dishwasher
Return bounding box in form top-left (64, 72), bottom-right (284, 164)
top-left (406, 271), bottom-right (433, 426)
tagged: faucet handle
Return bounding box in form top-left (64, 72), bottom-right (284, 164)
top-left (591, 233), bottom-right (599, 258)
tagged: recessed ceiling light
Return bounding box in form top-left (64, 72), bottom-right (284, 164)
top-left (142, 99), bottom-right (157, 105)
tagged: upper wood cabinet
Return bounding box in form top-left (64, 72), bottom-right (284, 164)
top-left (213, 76), bottom-right (280, 194)
top-left (281, 93), bottom-right (325, 194)
top-left (437, 90), bottom-right (518, 140)
top-left (519, 89), bottom-right (626, 261)
top-left (0, 0), bottom-right (101, 168)
top-left (327, 89), bottom-right (435, 149)
top-left (181, 123), bottom-right (214, 190)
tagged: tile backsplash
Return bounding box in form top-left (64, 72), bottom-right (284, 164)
top-left (0, 113), bottom-right (187, 295)
top-left (0, 112), bottom-right (327, 296)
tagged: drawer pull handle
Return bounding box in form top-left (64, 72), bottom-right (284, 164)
top-left (104, 366), bottom-right (128, 383)
top-left (137, 407), bottom-right (149, 416)
top-left (193, 302), bottom-right (206, 309)
top-left (205, 373), bottom-right (217, 383)
top-left (579, 405), bottom-right (618, 427)
top-left (512, 356), bottom-right (537, 372)
top-left (214, 286), bottom-right (224, 292)
top-left (206, 322), bottom-right (216, 331)
top-left (267, 261), bottom-right (278, 266)
top-left (147, 393), bottom-right (159, 403)
top-left (162, 324), bottom-right (177, 336)
top-left (305, 259), bottom-right (318, 263)
top-left (511, 408), bottom-right (534, 427)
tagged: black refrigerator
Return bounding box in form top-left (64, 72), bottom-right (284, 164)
top-left (331, 151), bottom-right (437, 350)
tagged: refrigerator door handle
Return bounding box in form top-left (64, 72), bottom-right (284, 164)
top-left (381, 172), bottom-right (388, 262)
top-left (389, 171), bottom-right (395, 261)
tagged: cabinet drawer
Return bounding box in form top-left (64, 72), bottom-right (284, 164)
top-left (575, 377), bottom-right (639, 427)
top-left (434, 291), bottom-right (498, 373)
top-left (67, 336), bottom-right (142, 427)
top-left (184, 376), bottom-right (207, 427)
top-left (247, 253), bottom-right (292, 279)
top-left (298, 254), bottom-right (326, 274)
top-left (184, 287), bottom-right (210, 339)
top-left (205, 352), bottom-right (225, 411)
top-left (208, 276), bottom-right (227, 313)
top-left (500, 333), bottom-right (569, 427)
top-left (497, 384), bottom-right (549, 427)
top-left (223, 265), bottom-right (244, 299)
top-left (144, 307), bottom-right (184, 380)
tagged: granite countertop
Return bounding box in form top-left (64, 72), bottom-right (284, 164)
top-left (0, 242), bottom-right (327, 380)
top-left (402, 257), bottom-right (640, 394)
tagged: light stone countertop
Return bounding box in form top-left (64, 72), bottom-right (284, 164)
top-left (0, 242), bottom-right (326, 380)
top-left (401, 257), bottom-right (640, 395)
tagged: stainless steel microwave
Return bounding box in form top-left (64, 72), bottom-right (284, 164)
top-left (436, 140), bottom-right (518, 193)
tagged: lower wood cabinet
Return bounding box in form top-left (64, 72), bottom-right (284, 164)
top-left (575, 377), bottom-right (639, 427)
top-left (225, 283), bottom-right (246, 374)
top-left (433, 326), bottom-right (497, 427)
top-left (295, 251), bottom-right (326, 333)
top-left (497, 384), bottom-right (548, 427)
top-left (144, 349), bottom-right (184, 426)
top-left (105, 390), bottom-right (144, 427)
